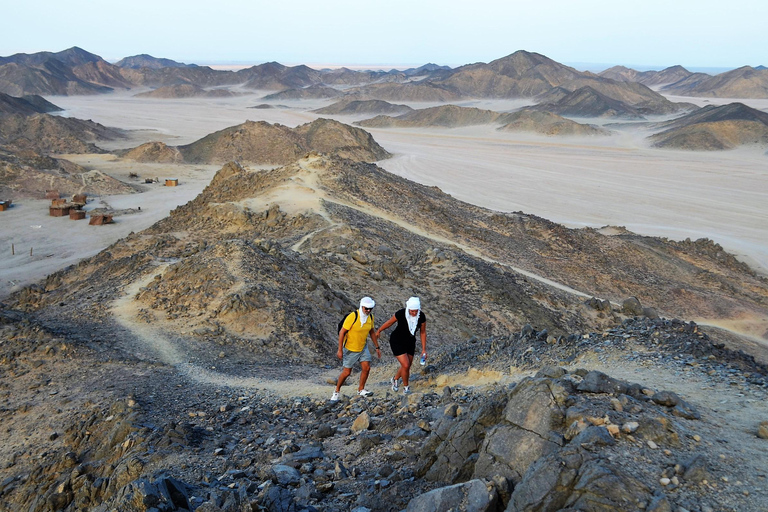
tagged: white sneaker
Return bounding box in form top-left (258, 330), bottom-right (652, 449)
top-left (330, 391), bottom-right (340, 401)
top-left (358, 389), bottom-right (373, 397)
top-left (390, 377), bottom-right (399, 392)
top-left (403, 386), bottom-right (410, 394)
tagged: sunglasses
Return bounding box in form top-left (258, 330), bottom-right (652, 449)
top-left (362, 306), bottom-right (373, 311)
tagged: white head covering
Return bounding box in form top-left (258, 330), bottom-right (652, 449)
top-left (405, 296), bottom-right (421, 335)
top-left (358, 296), bottom-right (375, 326)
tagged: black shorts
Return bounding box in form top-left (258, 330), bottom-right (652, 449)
top-left (390, 334), bottom-right (416, 357)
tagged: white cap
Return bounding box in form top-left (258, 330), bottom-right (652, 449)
top-left (406, 297), bottom-right (421, 310)
top-left (360, 297), bottom-right (375, 308)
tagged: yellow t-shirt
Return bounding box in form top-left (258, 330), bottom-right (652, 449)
top-left (342, 312), bottom-right (374, 352)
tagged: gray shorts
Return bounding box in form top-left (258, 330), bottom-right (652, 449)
top-left (342, 346), bottom-right (371, 368)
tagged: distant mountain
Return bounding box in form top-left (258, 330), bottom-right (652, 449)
top-left (347, 82), bottom-right (461, 102)
top-left (533, 86), bottom-right (645, 119)
top-left (0, 57), bottom-right (113, 96)
top-left (71, 59), bottom-right (134, 89)
top-left (661, 66), bottom-right (768, 98)
top-left (0, 46), bottom-right (102, 67)
top-left (600, 65), bottom-right (695, 88)
top-left (356, 104), bottom-right (502, 128)
top-left (649, 102), bottom-right (768, 150)
top-left (114, 54), bottom-right (197, 69)
top-left (401, 63), bottom-right (453, 78)
top-left (497, 109), bottom-right (611, 136)
top-left (0, 93), bottom-right (61, 116)
top-left (317, 67), bottom-right (395, 86)
top-left (432, 51), bottom-right (687, 114)
top-left (757, 65), bottom-right (767, 71)
top-left (262, 85), bottom-right (344, 100)
top-left (178, 118), bottom-right (390, 165)
top-left (135, 84), bottom-right (237, 98)
top-left (240, 62), bottom-right (322, 90)
top-left (313, 99), bottom-right (413, 116)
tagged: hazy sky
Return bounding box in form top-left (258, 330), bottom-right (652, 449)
top-left (3, 0), bottom-right (766, 71)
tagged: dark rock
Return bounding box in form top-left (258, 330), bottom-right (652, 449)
top-left (651, 391), bottom-right (680, 407)
top-left (577, 370), bottom-right (629, 395)
top-left (622, 297), bottom-right (644, 316)
top-left (406, 479), bottom-right (498, 512)
top-left (682, 454), bottom-right (710, 483)
top-left (272, 465), bottom-right (301, 486)
top-left (570, 425), bottom-right (616, 449)
top-left (535, 365), bottom-right (566, 379)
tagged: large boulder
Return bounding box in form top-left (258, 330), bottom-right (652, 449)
top-left (407, 479), bottom-right (499, 512)
top-left (473, 378), bottom-right (568, 483)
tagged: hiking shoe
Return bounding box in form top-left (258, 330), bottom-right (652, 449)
top-left (358, 389), bottom-right (373, 397)
top-left (330, 391), bottom-right (340, 402)
top-left (403, 386), bottom-right (410, 395)
top-left (390, 377), bottom-right (399, 392)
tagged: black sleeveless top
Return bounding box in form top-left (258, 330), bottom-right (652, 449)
top-left (390, 308), bottom-right (426, 344)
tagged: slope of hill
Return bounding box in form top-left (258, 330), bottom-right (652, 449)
top-left (432, 51), bottom-right (687, 115)
top-left (313, 99), bottom-right (413, 115)
top-left (346, 82), bottom-right (462, 102)
top-left (0, 114), bottom-right (124, 154)
top-left (177, 118), bottom-right (390, 165)
top-left (134, 84), bottom-right (237, 98)
top-left (0, 146), bottom-right (134, 200)
top-left (262, 85), bottom-right (344, 100)
top-left (649, 102), bottom-right (768, 150)
top-left (497, 109), bottom-right (611, 136)
top-left (0, 93), bottom-right (61, 115)
top-left (600, 65), bottom-right (695, 88)
top-left (356, 104), bottom-right (502, 128)
top-left (533, 86), bottom-right (645, 119)
top-left (71, 59), bottom-right (134, 89)
top-left (119, 141), bottom-right (184, 163)
top-left (240, 62), bottom-right (322, 90)
top-left (0, 59), bottom-right (113, 96)
top-left (662, 66), bottom-right (768, 98)
top-left (114, 54), bottom-right (197, 69)
top-left (0, 46), bottom-right (102, 67)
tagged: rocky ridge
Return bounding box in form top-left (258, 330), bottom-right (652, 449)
top-left (1, 303), bottom-right (767, 512)
top-left (176, 119), bottom-right (391, 165)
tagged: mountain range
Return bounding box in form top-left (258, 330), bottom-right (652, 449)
top-left (4, 47), bottom-right (765, 102)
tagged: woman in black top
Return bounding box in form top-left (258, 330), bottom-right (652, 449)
top-left (375, 297), bottom-right (427, 394)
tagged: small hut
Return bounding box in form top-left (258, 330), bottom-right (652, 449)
top-left (50, 205), bottom-right (72, 217)
top-left (72, 194), bottom-right (87, 206)
top-left (51, 198), bottom-right (67, 207)
top-left (0, 200), bottom-right (11, 211)
top-left (69, 210), bottom-right (86, 221)
top-left (165, 178), bottom-right (179, 187)
top-left (89, 214), bottom-right (113, 225)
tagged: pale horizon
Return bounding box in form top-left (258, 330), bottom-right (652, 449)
top-left (3, 0), bottom-right (766, 72)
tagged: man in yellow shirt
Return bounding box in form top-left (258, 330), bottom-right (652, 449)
top-left (331, 296), bottom-right (381, 401)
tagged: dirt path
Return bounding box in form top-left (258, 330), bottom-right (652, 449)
top-left (110, 264), bottom-right (340, 397)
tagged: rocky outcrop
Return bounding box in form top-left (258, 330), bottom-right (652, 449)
top-left (178, 118), bottom-right (390, 165)
top-left (497, 109), bottom-right (610, 136)
top-left (356, 105), bottom-right (502, 128)
top-left (314, 99), bottom-right (413, 116)
top-left (649, 102), bottom-right (768, 150)
top-left (414, 369), bottom-right (711, 511)
top-left (134, 84), bottom-right (237, 98)
top-left (120, 142), bottom-right (184, 163)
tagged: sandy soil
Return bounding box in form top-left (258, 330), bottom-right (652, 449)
top-left (2, 90), bottom-right (767, 300)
